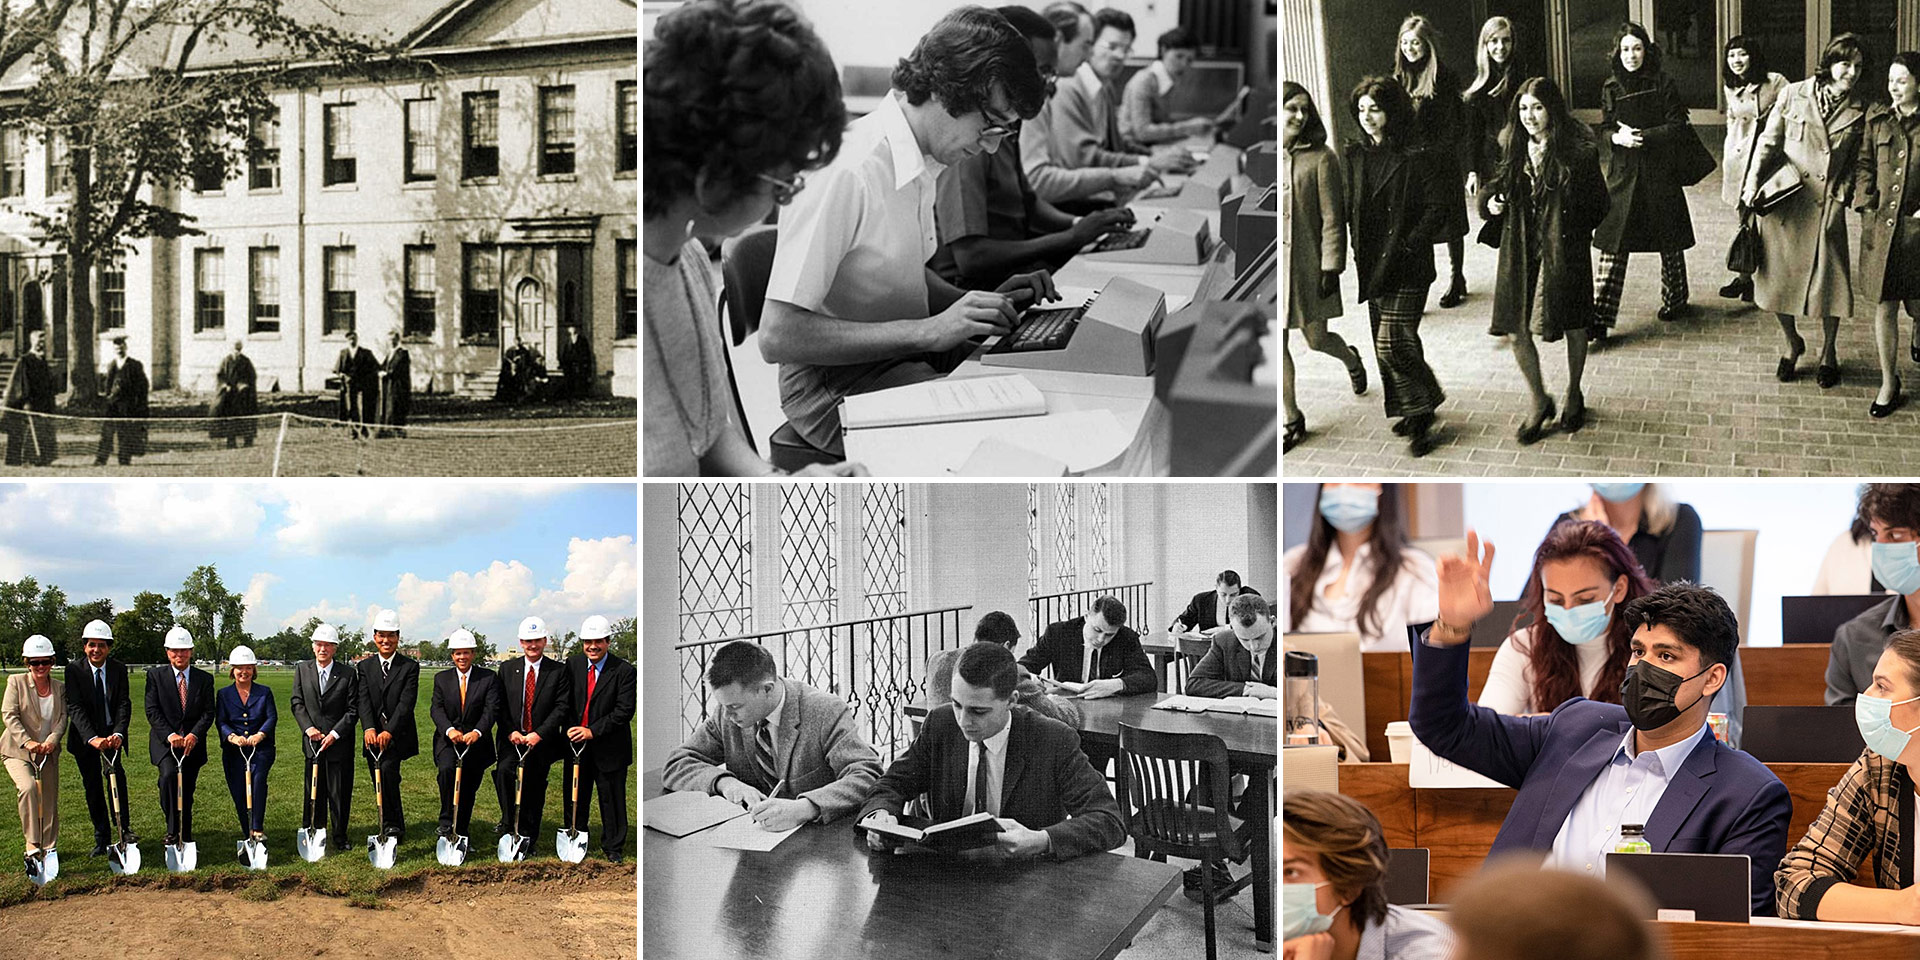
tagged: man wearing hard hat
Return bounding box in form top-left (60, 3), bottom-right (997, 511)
top-left (65, 618), bottom-right (135, 857)
top-left (145, 626), bottom-right (214, 850)
top-left (430, 629), bottom-right (500, 844)
top-left (356, 609), bottom-right (419, 842)
top-left (566, 614), bottom-right (635, 862)
top-left (290, 622), bottom-right (357, 851)
top-left (495, 615), bottom-right (571, 853)
top-left (4, 635), bottom-right (65, 868)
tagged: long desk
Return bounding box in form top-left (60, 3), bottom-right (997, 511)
top-left (1339, 761), bottom-right (1863, 902)
top-left (1661, 918), bottom-right (1920, 959)
top-left (643, 769), bottom-right (1183, 960)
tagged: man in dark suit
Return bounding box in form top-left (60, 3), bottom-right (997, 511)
top-left (1185, 593), bottom-right (1278, 699)
top-left (860, 642), bottom-right (1125, 861)
top-left (145, 626), bottom-right (215, 846)
top-left (1019, 594), bottom-right (1155, 773)
top-left (290, 622), bottom-right (357, 850)
top-left (332, 330), bottom-right (378, 432)
top-left (1170, 569), bottom-right (1262, 635)
top-left (430, 629), bottom-right (498, 844)
top-left (356, 609), bottom-right (419, 840)
top-left (1412, 534), bottom-right (1793, 916)
top-left (94, 335), bottom-right (148, 466)
top-left (65, 618), bottom-right (133, 856)
top-left (496, 615), bottom-right (572, 853)
top-left (566, 615), bottom-right (636, 862)
top-left (4, 329), bottom-right (57, 466)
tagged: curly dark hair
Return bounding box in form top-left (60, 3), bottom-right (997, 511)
top-left (1619, 581), bottom-right (1739, 671)
top-left (1347, 75), bottom-right (1417, 151)
top-left (1858, 483), bottom-right (1920, 536)
top-left (642, 0), bottom-right (846, 220)
top-left (893, 4), bottom-right (1046, 121)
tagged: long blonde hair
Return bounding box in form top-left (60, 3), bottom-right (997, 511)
top-left (1393, 15), bottom-right (1441, 100)
top-left (1464, 17), bottom-right (1515, 100)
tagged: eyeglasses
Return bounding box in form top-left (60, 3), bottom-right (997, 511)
top-left (979, 107), bottom-right (1021, 140)
top-left (757, 172), bottom-right (805, 205)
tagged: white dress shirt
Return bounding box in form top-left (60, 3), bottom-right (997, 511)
top-left (1548, 722), bottom-right (1712, 876)
top-left (963, 717), bottom-right (1012, 818)
top-left (1285, 542), bottom-right (1440, 651)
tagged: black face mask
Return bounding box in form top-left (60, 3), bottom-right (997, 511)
top-left (1619, 660), bottom-right (1711, 732)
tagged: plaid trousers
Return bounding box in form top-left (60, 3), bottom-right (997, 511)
top-left (1592, 249), bottom-right (1689, 328)
top-left (1367, 285), bottom-right (1445, 419)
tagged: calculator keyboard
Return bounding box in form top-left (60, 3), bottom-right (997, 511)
top-left (1091, 228), bottom-right (1150, 252)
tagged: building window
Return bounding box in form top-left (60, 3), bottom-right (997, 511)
top-left (462, 244), bottom-right (498, 343)
top-left (99, 263), bottom-right (125, 330)
top-left (323, 103), bottom-right (356, 185)
top-left (404, 244), bottom-right (435, 337)
top-left (191, 122), bottom-right (225, 193)
top-left (617, 81), bottom-right (636, 173)
top-left (404, 98), bottom-right (436, 182)
top-left (248, 247), bottom-right (280, 334)
top-left (194, 248), bottom-right (224, 332)
top-left (248, 107), bottom-right (280, 190)
top-left (617, 240), bottom-right (636, 339)
top-left (323, 246), bottom-right (355, 335)
top-left (2, 128), bottom-right (27, 198)
top-left (463, 91), bottom-right (498, 179)
top-left (538, 85), bottom-right (575, 176)
top-left (46, 131), bottom-right (69, 195)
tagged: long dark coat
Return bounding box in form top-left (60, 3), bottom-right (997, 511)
top-left (1593, 71), bottom-right (1697, 253)
top-left (102, 356), bottom-right (149, 452)
top-left (210, 351), bottom-right (258, 444)
top-left (1345, 140), bottom-right (1448, 303)
top-left (333, 346), bottom-right (378, 424)
top-left (377, 346), bottom-right (410, 427)
top-left (1406, 61), bottom-right (1470, 240)
top-left (1850, 105), bottom-right (1917, 305)
top-left (4, 350), bottom-right (57, 464)
top-left (1463, 62), bottom-right (1522, 182)
top-left (1483, 142), bottom-right (1611, 341)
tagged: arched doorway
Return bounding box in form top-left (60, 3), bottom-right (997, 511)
top-left (514, 277), bottom-right (550, 361)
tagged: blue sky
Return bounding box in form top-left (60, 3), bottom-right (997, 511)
top-left (0, 481), bottom-right (636, 645)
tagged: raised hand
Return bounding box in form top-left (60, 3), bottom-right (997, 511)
top-left (1432, 529), bottom-right (1496, 637)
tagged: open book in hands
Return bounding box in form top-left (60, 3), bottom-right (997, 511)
top-left (859, 812), bottom-right (1020, 853)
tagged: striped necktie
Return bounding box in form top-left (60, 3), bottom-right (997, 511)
top-left (754, 720), bottom-right (778, 791)
top-left (177, 671), bottom-right (188, 712)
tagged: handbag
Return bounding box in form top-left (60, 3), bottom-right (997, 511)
top-left (1750, 162), bottom-right (1804, 215)
top-left (1671, 123), bottom-right (1718, 187)
top-left (1727, 212), bottom-right (1761, 274)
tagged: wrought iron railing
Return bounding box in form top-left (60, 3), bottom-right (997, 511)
top-left (676, 604), bottom-right (974, 762)
top-left (1027, 581), bottom-right (1152, 642)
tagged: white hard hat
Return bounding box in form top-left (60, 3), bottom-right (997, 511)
top-left (372, 609), bottom-right (400, 632)
top-left (579, 615), bottom-right (611, 641)
top-left (82, 619), bottom-right (113, 641)
top-left (229, 645), bottom-right (257, 666)
top-left (517, 616), bottom-right (547, 641)
top-left (164, 626), bottom-right (194, 650)
top-left (22, 634), bottom-right (54, 659)
top-left (310, 623), bottom-right (339, 646)
top-left (447, 629), bottom-right (477, 651)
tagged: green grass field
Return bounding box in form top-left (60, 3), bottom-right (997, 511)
top-left (0, 665), bottom-right (637, 906)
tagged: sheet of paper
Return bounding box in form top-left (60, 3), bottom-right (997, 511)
top-left (644, 790), bottom-right (749, 837)
top-left (842, 374), bottom-right (1046, 430)
top-left (1407, 740), bottom-right (1508, 789)
top-left (703, 812), bottom-right (801, 852)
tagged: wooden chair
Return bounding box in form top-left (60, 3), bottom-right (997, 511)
top-left (718, 226), bottom-right (841, 471)
top-left (1116, 723), bottom-right (1254, 960)
top-left (1170, 636), bottom-right (1211, 693)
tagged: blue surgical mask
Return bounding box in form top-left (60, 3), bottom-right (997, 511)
top-left (1283, 882), bottom-right (1340, 940)
top-left (1319, 488), bottom-right (1379, 534)
top-left (1590, 483), bottom-right (1645, 503)
top-left (1856, 692), bottom-right (1920, 762)
top-left (1544, 594), bottom-right (1613, 646)
top-left (1872, 541), bottom-right (1920, 596)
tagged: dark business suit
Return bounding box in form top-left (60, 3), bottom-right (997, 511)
top-left (860, 705), bottom-right (1127, 861)
top-left (1184, 633), bottom-right (1277, 699)
top-left (65, 657), bottom-right (133, 847)
top-left (355, 653), bottom-right (419, 837)
top-left (144, 664), bottom-right (215, 841)
top-left (495, 656), bottom-right (571, 846)
top-left (1409, 633), bottom-right (1793, 915)
top-left (1173, 586), bottom-right (1263, 633)
top-left (290, 658), bottom-right (357, 847)
top-left (1020, 616), bottom-right (1157, 773)
top-left (567, 652), bottom-right (636, 858)
top-left (215, 684), bottom-right (276, 833)
top-left (429, 666), bottom-right (499, 838)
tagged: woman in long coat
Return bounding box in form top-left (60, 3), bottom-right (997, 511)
top-left (1283, 81), bottom-right (1367, 452)
top-left (1481, 77), bottom-right (1611, 445)
top-left (1718, 35), bottom-right (1789, 300)
top-left (1851, 51), bottom-right (1920, 418)
top-left (1742, 34), bottom-right (1870, 389)
top-left (1592, 22), bottom-right (1698, 339)
top-left (1393, 15), bottom-right (1471, 308)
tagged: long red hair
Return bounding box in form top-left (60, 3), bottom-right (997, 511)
top-left (1518, 520), bottom-right (1658, 711)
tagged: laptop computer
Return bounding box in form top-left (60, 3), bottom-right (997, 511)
top-left (1604, 852), bottom-right (1751, 923)
top-left (1781, 594), bottom-right (1889, 644)
top-left (1741, 706), bottom-right (1865, 762)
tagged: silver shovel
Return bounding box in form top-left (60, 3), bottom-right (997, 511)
top-left (498, 743), bottom-right (531, 863)
top-left (23, 755), bottom-right (57, 885)
top-left (556, 742), bottom-right (589, 863)
top-left (296, 739), bottom-right (327, 862)
top-left (366, 746), bottom-right (397, 869)
top-left (102, 749), bottom-right (140, 875)
top-left (235, 745), bottom-right (268, 870)
top-left (164, 745), bottom-right (197, 872)
top-left (436, 743), bottom-right (472, 866)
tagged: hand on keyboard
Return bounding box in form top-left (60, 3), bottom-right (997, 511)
top-left (1069, 208), bottom-right (1133, 246)
top-left (927, 291), bottom-right (1018, 350)
top-left (996, 269), bottom-right (1060, 308)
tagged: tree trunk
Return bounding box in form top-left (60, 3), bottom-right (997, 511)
top-left (65, 140), bottom-right (94, 402)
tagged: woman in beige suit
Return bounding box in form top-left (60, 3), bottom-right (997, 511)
top-left (3, 634), bottom-right (65, 862)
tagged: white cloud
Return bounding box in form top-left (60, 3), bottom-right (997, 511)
top-left (531, 536), bottom-right (638, 629)
top-left (0, 484), bottom-right (267, 555)
top-left (242, 572), bottom-right (280, 633)
top-left (280, 595), bottom-right (364, 631)
top-left (273, 483), bottom-right (570, 555)
top-left (447, 560), bottom-right (539, 626)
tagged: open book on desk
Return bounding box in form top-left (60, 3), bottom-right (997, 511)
top-left (1154, 694), bottom-right (1278, 717)
top-left (644, 790), bottom-right (748, 838)
top-left (860, 812), bottom-right (1018, 852)
top-left (841, 374), bottom-right (1046, 430)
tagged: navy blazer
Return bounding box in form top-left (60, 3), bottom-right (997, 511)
top-left (1408, 632), bottom-right (1791, 916)
top-left (215, 683), bottom-right (277, 758)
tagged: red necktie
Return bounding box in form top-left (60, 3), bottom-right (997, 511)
top-left (581, 663), bottom-right (597, 728)
top-left (177, 672), bottom-right (187, 712)
top-left (523, 662), bottom-right (535, 732)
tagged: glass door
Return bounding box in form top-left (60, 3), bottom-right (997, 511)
top-left (1652, 0), bottom-right (1721, 110)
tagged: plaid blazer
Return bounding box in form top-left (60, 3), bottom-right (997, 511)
top-left (1775, 747), bottom-right (1914, 919)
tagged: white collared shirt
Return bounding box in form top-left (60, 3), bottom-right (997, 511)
top-left (1284, 542), bottom-right (1439, 651)
top-left (761, 681), bottom-right (789, 763)
top-left (964, 717), bottom-right (1012, 817)
top-left (1145, 60), bottom-right (1176, 97)
top-left (1549, 722), bottom-right (1712, 876)
top-left (1076, 60), bottom-right (1106, 99)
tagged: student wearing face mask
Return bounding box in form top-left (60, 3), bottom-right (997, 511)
top-left (1828, 484), bottom-right (1920, 706)
top-left (1411, 532), bottom-right (1791, 916)
top-left (1285, 483), bottom-right (1438, 653)
top-left (1282, 789), bottom-right (1454, 960)
top-left (1778, 629), bottom-right (1920, 921)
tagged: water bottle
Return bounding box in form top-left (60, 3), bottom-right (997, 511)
top-left (1615, 824), bottom-right (1651, 854)
top-left (1284, 650), bottom-right (1322, 745)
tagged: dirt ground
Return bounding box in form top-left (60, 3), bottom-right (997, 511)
top-left (0, 865), bottom-right (636, 958)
